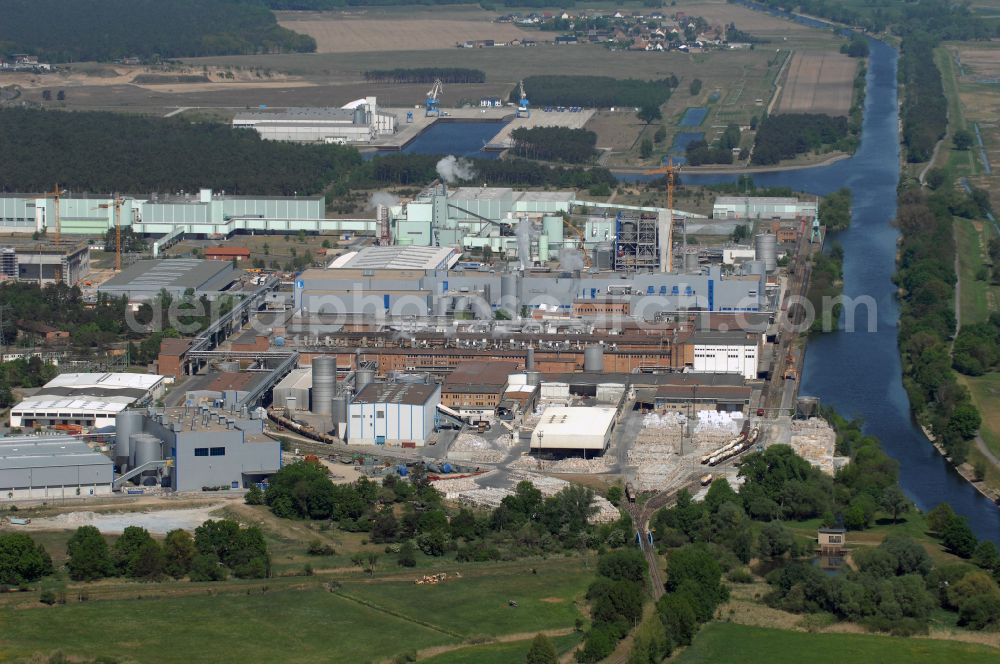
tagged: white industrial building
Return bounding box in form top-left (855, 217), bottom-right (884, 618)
top-left (232, 98), bottom-right (396, 144)
top-left (690, 332), bottom-right (759, 380)
top-left (9, 373), bottom-right (166, 430)
top-left (0, 435), bottom-right (114, 501)
top-left (347, 382), bottom-right (440, 447)
top-left (713, 197), bottom-right (817, 220)
top-left (530, 406), bottom-right (617, 452)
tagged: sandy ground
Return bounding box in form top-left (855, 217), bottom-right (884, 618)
top-left (23, 504), bottom-right (227, 534)
top-left (775, 52), bottom-right (856, 116)
top-left (277, 12), bottom-right (532, 53)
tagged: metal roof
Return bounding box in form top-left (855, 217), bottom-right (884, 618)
top-left (46, 372), bottom-right (164, 391)
top-left (233, 107), bottom-right (358, 123)
top-left (334, 246), bottom-right (457, 271)
top-left (353, 382), bottom-right (438, 406)
top-left (99, 259), bottom-right (234, 292)
top-left (0, 435), bottom-right (113, 470)
top-left (12, 397), bottom-right (132, 413)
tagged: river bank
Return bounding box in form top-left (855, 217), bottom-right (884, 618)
top-left (702, 8), bottom-right (1000, 542)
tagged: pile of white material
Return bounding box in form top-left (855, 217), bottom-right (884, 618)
top-left (456, 487), bottom-right (510, 509)
top-left (692, 411), bottom-right (743, 445)
top-left (449, 432), bottom-right (505, 463)
top-left (452, 433), bottom-right (491, 450)
top-left (789, 417), bottom-right (837, 475)
top-left (548, 456), bottom-right (613, 473)
top-left (457, 472), bottom-right (620, 523)
top-left (642, 411), bottom-right (687, 428)
top-left (431, 474), bottom-right (486, 497)
top-left (626, 442), bottom-right (676, 465)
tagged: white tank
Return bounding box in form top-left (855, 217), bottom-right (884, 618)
top-left (755, 233), bottom-right (778, 272)
top-left (311, 356), bottom-right (336, 416)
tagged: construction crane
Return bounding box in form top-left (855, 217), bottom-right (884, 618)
top-left (516, 80), bottom-right (530, 118)
top-left (45, 183), bottom-right (63, 247)
top-left (642, 158), bottom-right (679, 271)
top-left (425, 78), bottom-right (443, 117)
top-left (95, 194), bottom-right (126, 271)
top-left (561, 217), bottom-right (592, 268)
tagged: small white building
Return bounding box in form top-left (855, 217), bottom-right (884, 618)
top-left (690, 332), bottom-right (759, 380)
top-left (9, 373), bottom-right (166, 429)
top-left (347, 382), bottom-right (441, 447)
top-left (530, 406), bottom-right (617, 452)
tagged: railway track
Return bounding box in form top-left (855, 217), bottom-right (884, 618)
top-left (627, 488), bottom-right (678, 602)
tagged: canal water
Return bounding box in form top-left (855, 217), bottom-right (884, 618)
top-left (684, 37), bottom-right (1000, 542)
top-left (374, 120), bottom-right (506, 159)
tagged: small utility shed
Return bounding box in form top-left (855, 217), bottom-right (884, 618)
top-left (530, 406), bottom-right (616, 453)
top-left (347, 382), bottom-right (441, 447)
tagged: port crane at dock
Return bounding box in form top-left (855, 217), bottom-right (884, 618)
top-left (516, 80), bottom-right (530, 118)
top-left (425, 78), bottom-right (443, 117)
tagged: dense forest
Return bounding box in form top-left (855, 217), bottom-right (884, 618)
top-left (509, 126), bottom-right (597, 164)
top-left (899, 36), bottom-right (947, 163)
top-left (895, 188), bottom-right (981, 464)
top-left (748, 0), bottom-right (999, 37)
top-left (0, 108), bottom-right (361, 196)
top-left (514, 75), bottom-right (678, 110)
top-left (818, 187), bottom-right (851, 231)
top-left (685, 124), bottom-right (741, 166)
top-left (352, 154), bottom-right (616, 191)
top-left (751, 114), bottom-right (848, 165)
top-left (0, 0), bottom-right (315, 62)
top-left (362, 68), bottom-right (486, 84)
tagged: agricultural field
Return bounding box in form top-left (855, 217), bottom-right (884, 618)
top-left (276, 11), bottom-right (532, 53)
top-left (946, 44), bottom-right (1000, 207)
top-left (775, 52), bottom-right (858, 115)
top-left (675, 623), bottom-right (1000, 664)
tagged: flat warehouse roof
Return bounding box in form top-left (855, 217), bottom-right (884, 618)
top-left (99, 259), bottom-right (234, 292)
top-left (46, 373), bottom-right (164, 391)
top-left (0, 436), bottom-right (113, 470)
top-left (354, 383), bottom-right (438, 407)
top-left (533, 406), bottom-right (616, 440)
top-left (332, 246), bottom-right (457, 271)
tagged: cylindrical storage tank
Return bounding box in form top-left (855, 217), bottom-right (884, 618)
top-left (755, 233), bottom-right (777, 272)
top-left (356, 368), bottom-right (375, 393)
top-left (311, 356), bottom-right (336, 416)
top-left (218, 361), bottom-right (240, 373)
top-left (584, 345), bottom-right (604, 372)
top-left (441, 462), bottom-right (453, 474)
top-left (331, 396), bottom-right (348, 424)
top-left (435, 296), bottom-right (451, 316)
top-left (130, 433), bottom-right (161, 469)
top-left (526, 347), bottom-right (535, 372)
top-left (500, 273), bottom-right (517, 299)
top-left (397, 465), bottom-right (408, 477)
top-left (683, 248), bottom-right (700, 272)
top-left (115, 410), bottom-right (143, 464)
top-left (274, 336), bottom-right (285, 347)
top-left (526, 371), bottom-right (541, 386)
top-left (542, 216), bottom-right (564, 246)
top-left (453, 296), bottom-right (469, 313)
top-left (538, 235), bottom-right (550, 263)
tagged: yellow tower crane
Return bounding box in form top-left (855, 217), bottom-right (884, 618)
top-left (96, 194), bottom-right (126, 271)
